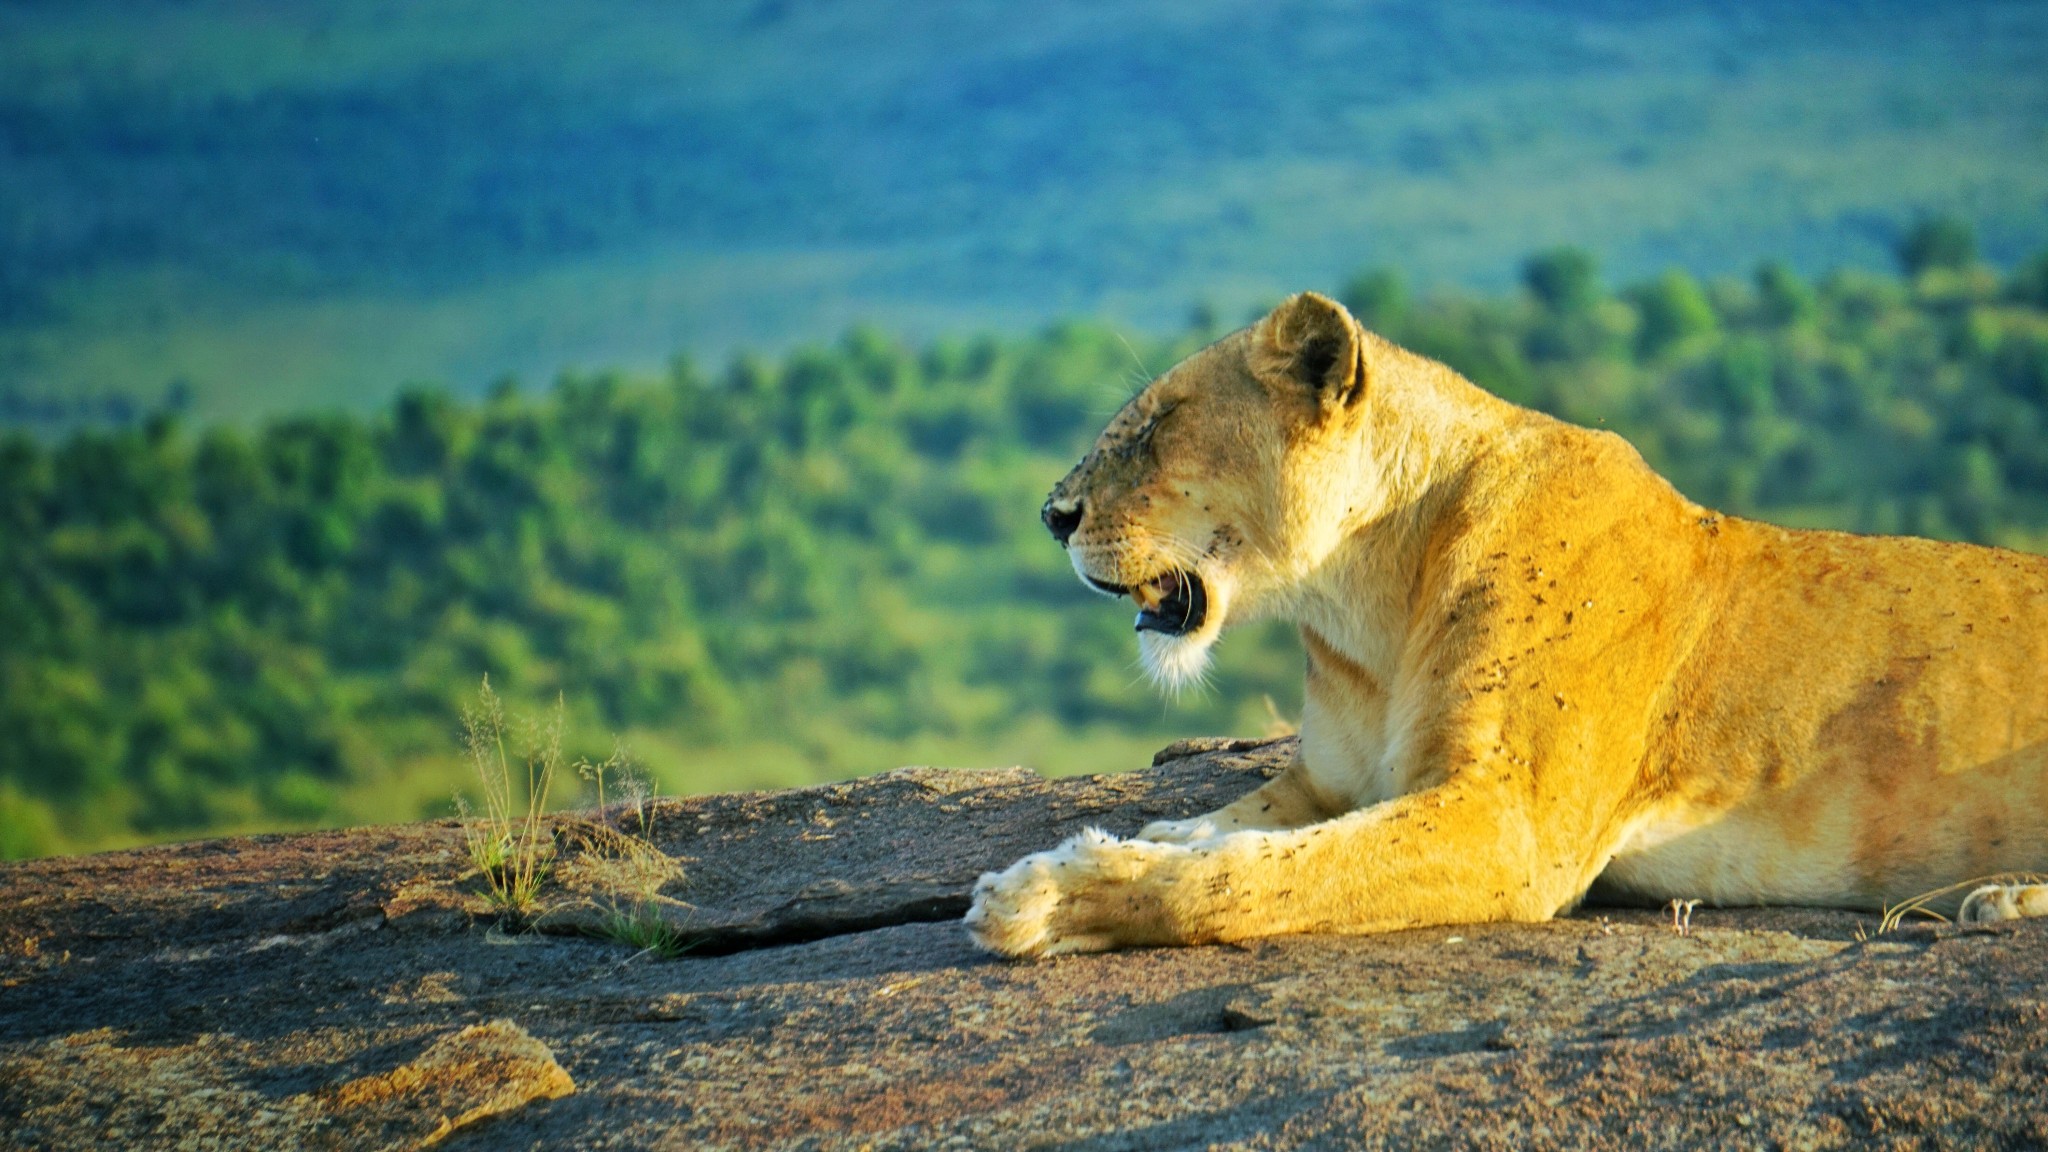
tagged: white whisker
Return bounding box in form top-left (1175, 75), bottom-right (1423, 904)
top-left (1113, 333), bottom-right (1156, 390)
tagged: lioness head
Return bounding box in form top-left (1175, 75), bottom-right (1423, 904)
top-left (1043, 292), bottom-right (1395, 689)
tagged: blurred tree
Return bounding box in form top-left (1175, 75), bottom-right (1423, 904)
top-left (1523, 248), bottom-right (1613, 363)
top-left (1755, 261), bottom-right (1818, 328)
top-left (1523, 248), bottom-right (1601, 314)
top-left (1632, 269), bottom-right (1719, 359)
top-left (1897, 214), bottom-right (1977, 277)
top-left (1339, 268), bottom-right (1410, 333)
top-left (2010, 251), bottom-right (2048, 308)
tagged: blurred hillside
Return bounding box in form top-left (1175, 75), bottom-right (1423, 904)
top-left (3, 0), bottom-right (2046, 421)
top-left (6, 233), bottom-right (2048, 858)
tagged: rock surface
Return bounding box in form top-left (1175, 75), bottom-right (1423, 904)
top-left (4, 737), bottom-right (2048, 1150)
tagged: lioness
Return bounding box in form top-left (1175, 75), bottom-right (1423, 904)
top-left (967, 291), bottom-right (2048, 958)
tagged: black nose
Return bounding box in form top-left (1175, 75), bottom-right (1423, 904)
top-left (1043, 500), bottom-right (1082, 545)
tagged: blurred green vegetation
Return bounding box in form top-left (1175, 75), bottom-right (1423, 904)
top-left (3, 1), bottom-right (2044, 420)
top-left (8, 225), bottom-right (2048, 858)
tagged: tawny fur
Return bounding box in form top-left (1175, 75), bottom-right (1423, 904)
top-left (966, 291), bottom-right (2048, 958)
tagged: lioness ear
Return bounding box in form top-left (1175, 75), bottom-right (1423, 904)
top-left (1252, 292), bottom-right (1365, 406)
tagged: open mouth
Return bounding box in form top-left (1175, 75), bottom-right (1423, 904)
top-left (1127, 570), bottom-right (1208, 636)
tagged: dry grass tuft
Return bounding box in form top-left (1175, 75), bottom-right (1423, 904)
top-left (1259, 694), bottom-right (1299, 739)
top-left (454, 677), bottom-right (693, 950)
top-left (457, 677), bottom-right (564, 921)
top-left (554, 815), bottom-right (694, 956)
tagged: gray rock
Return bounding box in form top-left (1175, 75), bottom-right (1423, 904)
top-left (3, 738), bottom-right (2046, 1150)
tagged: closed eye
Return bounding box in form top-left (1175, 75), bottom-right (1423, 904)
top-left (1137, 401), bottom-right (1178, 445)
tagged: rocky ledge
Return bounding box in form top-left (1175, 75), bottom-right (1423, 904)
top-left (4, 737), bottom-right (2047, 1150)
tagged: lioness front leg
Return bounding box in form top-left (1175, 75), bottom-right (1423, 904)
top-left (968, 778), bottom-right (1596, 958)
top-left (1136, 758), bottom-right (1347, 844)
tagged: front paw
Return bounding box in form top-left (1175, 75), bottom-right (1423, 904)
top-left (964, 828), bottom-right (1182, 959)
